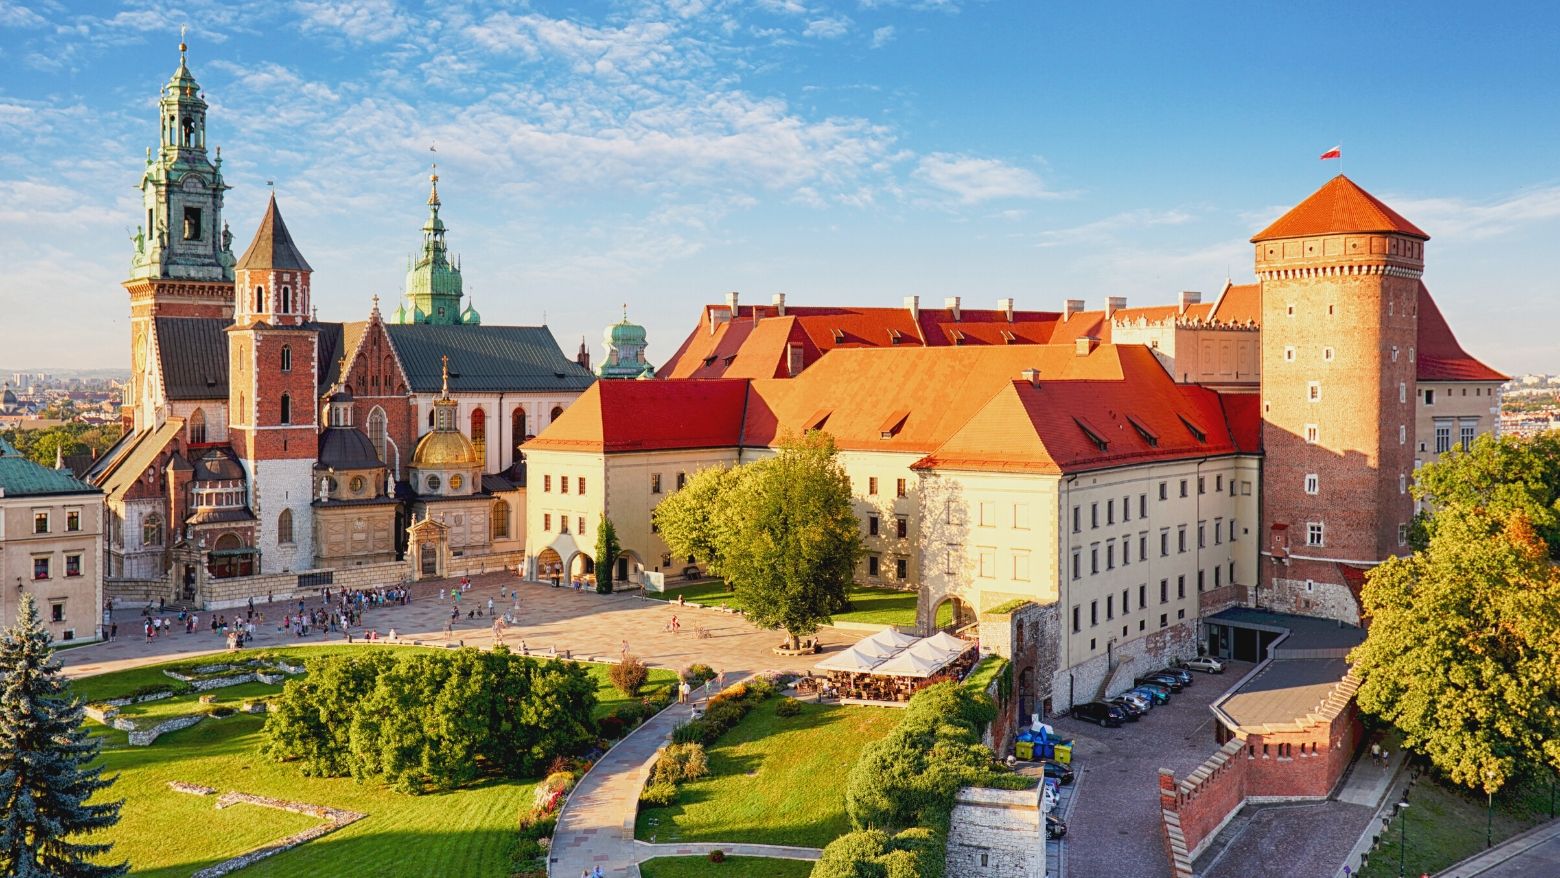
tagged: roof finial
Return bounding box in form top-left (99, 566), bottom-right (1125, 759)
top-left (428, 143), bottom-right (440, 207)
top-left (179, 24), bottom-right (188, 62)
top-left (440, 354), bottom-right (450, 396)
top-left (622, 302), bottom-right (629, 322)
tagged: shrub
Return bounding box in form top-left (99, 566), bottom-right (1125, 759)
top-left (639, 781), bottom-right (678, 807)
top-left (775, 697), bottom-right (803, 718)
top-left (651, 743), bottom-right (709, 787)
top-left (614, 702), bottom-right (648, 727)
top-left (200, 704), bottom-right (236, 717)
top-left (683, 663), bottom-right (716, 685)
top-left (597, 715), bottom-right (625, 740)
top-left (708, 849), bottom-right (725, 863)
top-left (609, 655), bottom-right (650, 697)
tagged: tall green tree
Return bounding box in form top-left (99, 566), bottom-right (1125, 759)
top-left (1352, 509), bottom-right (1560, 794)
top-left (595, 515), bottom-right (621, 594)
top-left (0, 594), bottom-right (127, 877)
top-left (657, 432), bottom-right (862, 649)
top-left (1410, 431), bottom-right (1560, 557)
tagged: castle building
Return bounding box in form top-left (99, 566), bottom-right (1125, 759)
top-left (0, 438), bottom-right (105, 643)
top-left (87, 43), bottom-right (596, 604)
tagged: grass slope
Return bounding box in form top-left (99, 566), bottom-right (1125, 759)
top-left (636, 699), bottom-right (901, 849)
top-left (76, 645), bottom-right (675, 877)
top-left (639, 856), bottom-right (815, 878)
top-left (1358, 770), bottom-right (1555, 878)
top-left (645, 583), bottom-right (917, 627)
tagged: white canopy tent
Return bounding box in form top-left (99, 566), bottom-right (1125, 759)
top-left (815, 645), bottom-right (890, 673)
top-left (864, 627), bottom-right (920, 650)
top-left (871, 648), bottom-right (945, 678)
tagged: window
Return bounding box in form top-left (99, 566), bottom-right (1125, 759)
top-left (1106, 542), bottom-right (1115, 570)
top-left (1398, 523), bottom-right (1408, 546)
top-left (142, 514), bottom-right (163, 547)
top-left (646, 472), bottom-right (661, 494)
top-left (1179, 479), bottom-right (1188, 498)
top-left (1307, 522), bottom-right (1324, 547)
top-left (1158, 482), bottom-right (1168, 501)
top-left (1284, 345), bottom-right (1295, 362)
top-left (1398, 382), bottom-right (1406, 404)
top-left (550, 405), bottom-right (564, 423)
top-left (33, 512), bottom-right (49, 534)
top-left (1286, 303), bottom-right (1294, 316)
top-left (33, 557), bottom-right (49, 580)
top-left (1424, 388), bottom-right (1435, 405)
top-left (978, 501), bottom-right (995, 527)
top-left (1308, 381), bottom-right (1322, 402)
top-left (182, 205), bottom-right (202, 240)
top-left (1434, 421), bottom-right (1452, 454)
top-left (51, 601), bottom-right (65, 622)
top-left (578, 476), bottom-right (586, 494)
top-left (253, 286), bottom-right (265, 313)
top-left (1072, 506), bottom-right (1081, 533)
top-left (471, 408), bottom-right (486, 462)
top-left (544, 475), bottom-right (552, 492)
top-left (1107, 499), bottom-right (1115, 525)
top-left (1391, 345), bottom-right (1399, 362)
top-left (1214, 566), bottom-right (1221, 587)
top-left (1198, 522), bottom-right (1206, 548)
top-left (278, 509), bottom-right (294, 544)
top-left (1122, 539), bottom-right (1131, 565)
top-left (449, 474), bottom-right (463, 491)
top-left (1160, 613), bottom-right (1168, 628)
top-left (1139, 533), bottom-right (1147, 559)
top-left (559, 516), bottom-right (570, 534)
top-left (896, 558), bottom-right (907, 579)
top-left (280, 345), bottom-right (292, 372)
top-left (1160, 530), bottom-right (1169, 557)
top-left (1459, 420), bottom-right (1477, 451)
top-left (1123, 588), bottom-right (1130, 614)
top-left (543, 513), bottom-right (552, 531)
top-left (945, 547), bottom-right (959, 574)
top-left (279, 393), bottom-right (292, 424)
top-left (1178, 526), bottom-right (1187, 553)
top-left (1138, 584), bottom-right (1147, 609)
top-left (1072, 605), bottom-right (1081, 633)
top-left (1230, 519), bottom-right (1238, 542)
top-left (868, 477), bottom-right (878, 495)
top-left (1013, 503), bottom-right (1030, 530)
top-left (869, 515), bottom-right (880, 536)
top-left (1090, 545), bottom-right (1099, 575)
top-left (868, 555), bottom-right (880, 577)
top-left (1198, 476), bottom-right (1205, 495)
top-left (578, 516), bottom-right (585, 534)
top-left (1071, 551), bottom-right (1081, 581)
top-left (1399, 424), bottom-right (1406, 445)
top-left (492, 500), bottom-right (510, 539)
top-left (367, 407), bottom-right (388, 463)
top-left (1090, 600), bottom-right (1098, 626)
top-left (1106, 595), bottom-right (1114, 620)
top-left (189, 408), bottom-right (207, 444)
top-left (1399, 473), bottom-right (1407, 495)
top-left (1091, 503), bottom-right (1099, 528)
top-left (896, 478), bottom-right (907, 498)
top-left (1305, 424), bottom-right (1319, 444)
top-left (1122, 494), bottom-right (1131, 522)
top-left (1013, 552), bottom-right (1030, 581)
top-left (1198, 570), bottom-right (1205, 591)
top-left (1177, 575), bottom-right (1185, 599)
top-left (1160, 579), bottom-right (1168, 603)
top-left (677, 472), bottom-right (687, 490)
top-left (280, 286), bottom-right (292, 314)
top-left (895, 516), bottom-right (908, 539)
top-left (426, 474), bottom-right (441, 492)
top-left (65, 554), bottom-right (82, 577)
top-left (1139, 494), bottom-right (1147, 517)
top-left (1215, 475), bottom-right (1223, 492)
top-left (1324, 347), bottom-right (1335, 362)
top-left (66, 510), bottom-right (80, 532)
top-left (561, 476), bottom-right (569, 494)
top-left (512, 408), bottom-right (529, 444)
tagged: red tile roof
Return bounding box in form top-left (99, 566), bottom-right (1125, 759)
top-left (1415, 283), bottom-right (1507, 382)
top-left (523, 378), bottom-right (750, 453)
top-left (1252, 175), bottom-right (1429, 242)
top-left (1210, 283), bottom-right (1261, 324)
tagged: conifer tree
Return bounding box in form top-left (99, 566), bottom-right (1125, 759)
top-left (0, 593), bottom-right (126, 877)
top-left (595, 516), bottom-right (620, 594)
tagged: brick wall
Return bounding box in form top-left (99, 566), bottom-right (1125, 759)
top-left (1159, 739), bottom-right (1249, 873)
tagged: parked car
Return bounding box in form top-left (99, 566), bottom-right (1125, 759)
top-left (1155, 666), bottom-right (1194, 686)
top-left (1041, 761), bottom-right (1075, 785)
top-left (1115, 691), bottom-right (1153, 713)
top-left (1072, 700), bottom-right (1127, 727)
top-left (1136, 673), bottom-right (1184, 692)
top-left (1182, 656), bottom-right (1226, 674)
top-left (1108, 696), bottom-right (1145, 720)
top-left (1132, 683), bottom-right (1171, 705)
top-left (1046, 814), bottom-right (1068, 840)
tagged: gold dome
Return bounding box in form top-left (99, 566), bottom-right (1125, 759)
top-left (411, 429), bottom-right (477, 467)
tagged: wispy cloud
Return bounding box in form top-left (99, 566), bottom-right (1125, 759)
top-left (1035, 208), bottom-right (1194, 247)
top-left (0, 2), bottom-right (47, 28)
top-left (293, 0), bottom-right (411, 45)
top-left (869, 25), bottom-right (895, 48)
top-left (804, 16), bottom-right (851, 39)
top-left (912, 152), bottom-right (1052, 204)
top-left (1391, 185), bottom-right (1560, 241)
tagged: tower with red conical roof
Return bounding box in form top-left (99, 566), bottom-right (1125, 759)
top-left (1254, 175), bottom-right (1425, 622)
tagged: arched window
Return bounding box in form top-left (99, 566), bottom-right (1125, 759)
top-left (367, 406), bottom-right (388, 464)
top-left (213, 533), bottom-right (240, 552)
top-left (470, 408), bottom-right (486, 466)
top-left (492, 499), bottom-right (510, 539)
top-left (550, 405), bottom-right (564, 423)
top-left (253, 286), bottom-right (264, 313)
top-left (189, 408), bottom-right (207, 444)
top-left (512, 408), bottom-right (528, 446)
top-left (142, 514), bottom-right (164, 547)
top-left (279, 393), bottom-right (292, 424)
top-left (278, 509), bottom-right (294, 544)
top-left (280, 345), bottom-right (292, 372)
top-left (427, 408), bottom-right (435, 429)
top-left (280, 286), bottom-right (292, 314)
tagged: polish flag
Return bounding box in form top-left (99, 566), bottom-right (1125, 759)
top-left (1319, 145), bottom-right (1342, 160)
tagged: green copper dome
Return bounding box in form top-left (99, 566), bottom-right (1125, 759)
top-left (460, 299), bottom-right (481, 325)
top-left (606, 318), bottom-right (647, 345)
top-left (390, 170), bottom-right (466, 325)
top-left (597, 307), bottom-right (655, 379)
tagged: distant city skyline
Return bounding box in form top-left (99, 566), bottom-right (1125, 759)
top-left (1, 1), bottom-right (1556, 372)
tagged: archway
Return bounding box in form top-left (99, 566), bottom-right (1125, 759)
top-left (932, 596), bottom-right (975, 633)
top-left (536, 547), bottom-right (563, 584)
top-left (568, 551), bottom-right (595, 581)
top-left (616, 549), bottom-right (645, 586)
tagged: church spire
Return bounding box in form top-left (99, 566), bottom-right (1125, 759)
top-left (390, 163), bottom-right (468, 325)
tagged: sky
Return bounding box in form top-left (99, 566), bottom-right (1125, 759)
top-left (1, 0), bottom-right (1557, 375)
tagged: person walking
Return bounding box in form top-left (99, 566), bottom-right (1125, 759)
top-left (1371, 742), bottom-right (1382, 767)
top-left (678, 680), bottom-right (691, 704)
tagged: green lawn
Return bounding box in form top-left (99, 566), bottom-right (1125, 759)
top-left (962, 655), bottom-right (1007, 696)
top-left (636, 699), bottom-right (902, 848)
top-left (640, 856), bottom-right (816, 878)
top-left (1358, 769), bottom-right (1555, 878)
top-left (646, 582), bottom-right (919, 627)
top-left (74, 645), bottom-right (677, 877)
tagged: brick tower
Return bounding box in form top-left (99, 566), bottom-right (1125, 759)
top-left (124, 37), bottom-right (237, 430)
top-left (228, 195), bottom-right (319, 572)
top-left (1255, 175), bottom-right (1426, 623)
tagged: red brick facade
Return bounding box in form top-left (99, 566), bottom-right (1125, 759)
top-left (227, 327), bottom-right (319, 461)
top-left (338, 309), bottom-right (418, 476)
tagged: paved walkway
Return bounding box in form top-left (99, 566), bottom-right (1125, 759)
top-left (61, 573), bottom-right (857, 681)
top-left (1436, 819), bottom-right (1560, 877)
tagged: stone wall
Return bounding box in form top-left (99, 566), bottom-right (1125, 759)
top-left (945, 785), bottom-right (1045, 878)
top-left (446, 549), bottom-right (526, 579)
top-left (1052, 618), bottom-right (1196, 711)
top-left (1267, 568), bottom-right (1362, 625)
top-left (106, 577), bottom-right (173, 606)
top-left (975, 600), bottom-right (1053, 753)
top-left (201, 559), bottom-right (407, 609)
top-left (128, 714), bottom-right (205, 746)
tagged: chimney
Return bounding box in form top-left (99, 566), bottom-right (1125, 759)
top-left (1105, 296), bottom-right (1127, 319)
top-left (1020, 368), bottom-right (1041, 387)
top-left (944, 296), bottom-right (961, 321)
top-left (1075, 336), bottom-right (1100, 357)
top-left (1063, 298), bottom-right (1085, 320)
top-left (997, 297), bottom-right (1015, 322)
top-left (1178, 291), bottom-right (1202, 315)
top-left (725, 290), bottom-right (740, 313)
top-left (904, 295), bottom-right (920, 320)
top-left (772, 292), bottom-right (786, 317)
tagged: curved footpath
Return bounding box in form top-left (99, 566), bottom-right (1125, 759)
top-left (548, 676), bottom-right (822, 878)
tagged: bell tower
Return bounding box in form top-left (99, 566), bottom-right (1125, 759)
top-left (1255, 175), bottom-right (1425, 623)
top-left (389, 168), bottom-right (477, 326)
top-left (123, 35), bottom-right (236, 431)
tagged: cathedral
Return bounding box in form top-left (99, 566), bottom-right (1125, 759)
top-left (87, 42), bottom-right (597, 603)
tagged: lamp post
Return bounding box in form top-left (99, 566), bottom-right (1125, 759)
top-left (1483, 768), bottom-right (1498, 850)
top-left (1397, 798), bottom-right (1410, 878)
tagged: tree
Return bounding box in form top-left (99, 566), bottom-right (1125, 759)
top-left (1352, 509), bottom-right (1560, 795)
top-left (652, 463), bottom-right (737, 572)
top-left (595, 515), bottom-right (620, 594)
top-left (0, 594), bottom-right (127, 877)
top-left (1409, 432), bottom-right (1560, 558)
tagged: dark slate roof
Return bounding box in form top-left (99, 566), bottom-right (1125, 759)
top-left (1206, 608), bottom-right (1366, 652)
top-left (0, 439), bottom-right (101, 497)
top-left (317, 427), bottom-right (383, 470)
top-left (385, 324), bottom-right (596, 393)
top-left (237, 195), bottom-right (313, 271)
top-left (191, 448), bottom-right (245, 482)
top-left (316, 321), bottom-right (346, 391)
top-left (156, 317), bottom-right (230, 400)
top-left (187, 507), bottom-right (257, 525)
top-left (481, 473), bottom-right (521, 494)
